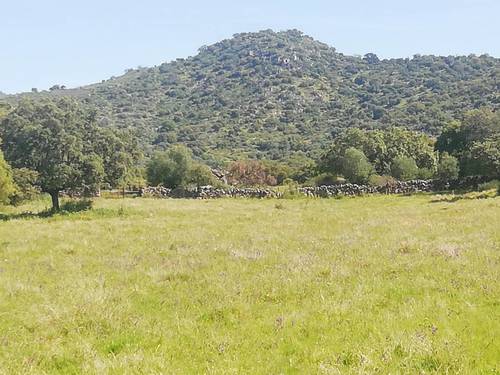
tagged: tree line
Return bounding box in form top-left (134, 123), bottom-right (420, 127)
top-left (0, 99), bottom-right (498, 210)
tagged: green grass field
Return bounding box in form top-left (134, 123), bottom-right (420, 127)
top-left (0, 195), bottom-right (499, 374)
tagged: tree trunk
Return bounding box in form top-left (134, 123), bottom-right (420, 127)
top-left (50, 191), bottom-right (60, 211)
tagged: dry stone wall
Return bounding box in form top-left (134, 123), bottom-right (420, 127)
top-left (137, 177), bottom-right (492, 199)
top-left (299, 180), bottom-right (434, 197)
top-left (140, 186), bottom-right (282, 199)
top-left (139, 180), bottom-right (437, 199)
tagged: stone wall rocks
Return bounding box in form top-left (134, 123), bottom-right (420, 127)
top-left (65, 177), bottom-right (494, 200)
top-left (139, 186), bottom-right (282, 199)
top-left (298, 180), bottom-right (434, 197)
top-left (139, 180), bottom-right (439, 199)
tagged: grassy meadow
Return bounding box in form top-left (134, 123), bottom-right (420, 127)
top-left (0, 195), bottom-right (499, 374)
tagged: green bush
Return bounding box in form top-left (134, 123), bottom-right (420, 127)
top-left (477, 180), bottom-right (499, 192)
top-left (417, 168), bottom-right (434, 180)
top-left (437, 153), bottom-right (460, 181)
top-left (391, 156), bottom-right (419, 181)
top-left (340, 148), bottom-right (374, 184)
top-left (147, 145), bottom-right (216, 188)
top-left (0, 150), bottom-right (15, 205)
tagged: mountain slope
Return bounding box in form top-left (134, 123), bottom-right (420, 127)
top-left (3, 30), bottom-right (500, 164)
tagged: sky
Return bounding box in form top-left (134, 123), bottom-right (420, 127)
top-left (1, 0), bottom-right (499, 94)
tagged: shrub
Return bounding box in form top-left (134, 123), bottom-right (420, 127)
top-left (147, 145), bottom-right (216, 188)
top-left (0, 150), bottom-right (15, 204)
top-left (462, 136), bottom-right (500, 179)
top-left (437, 153), bottom-right (459, 181)
top-left (226, 160), bottom-right (277, 186)
top-left (339, 148), bottom-right (374, 184)
top-left (417, 168), bottom-right (434, 180)
top-left (147, 146), bottom-right (192, 188)
top-left (187, 163), bottom-right (218, 188)
top-left (477, 180), bottom-right (499, 192)
top-left (391, 156), bottom-right (418, 181)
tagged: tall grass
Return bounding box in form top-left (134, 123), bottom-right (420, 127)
top-left (0, 195), bottom-right (499, 373)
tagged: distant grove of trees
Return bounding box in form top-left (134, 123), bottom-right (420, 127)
top-left (318, 127), bottom-right (437, 183)
top-left (0, 97), bottom-right (498, 209)
top-left (317, 108), bottom-right (499, 184)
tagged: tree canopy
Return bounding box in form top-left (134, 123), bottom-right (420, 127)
top-left (319, 127), bottom-right (437, 181)
top-left (436, 108), bottom-right (500, 179)
top-left (390, 156), bottom-right (419, 181)
top-left (0, 99), bottom-right (141, 209)
top-left (226, 160), bottom-right (278, 186)
top-left (0, 148), bottom-right (15, 204)
top-left (437, 153), bottom-right (460, 181)
top-left (146, 145), bottom-right (216, 189)
top-left (338, 148), bottom-right (374, 184)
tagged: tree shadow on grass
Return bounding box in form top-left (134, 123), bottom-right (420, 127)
top-left (0, 199), bottom-right (93, 221)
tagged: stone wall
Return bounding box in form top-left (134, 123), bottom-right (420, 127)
top-left (140, 186), bottom-right (172, 198)
top-left (138, 177), bottom-right (492, 199)
top-left (140, 186), bottom-right (281, 199)
top-left (299, 180), bottom-right (434, 197)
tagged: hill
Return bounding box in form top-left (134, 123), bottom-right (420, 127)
top-left (2, 30), bottom-right (499, 165)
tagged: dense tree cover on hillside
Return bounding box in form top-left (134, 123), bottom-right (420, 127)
top-left (0, 103), bottom-right (11, 120)
top-left (0, 99), bottom-right (141, 209)
top-left (3, 30), bottom-right (498, 165)
top-left (145, 108), bottom-right (498, 187)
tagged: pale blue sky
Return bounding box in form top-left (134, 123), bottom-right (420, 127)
top-left (1, 0), bottom-right (498, 94)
